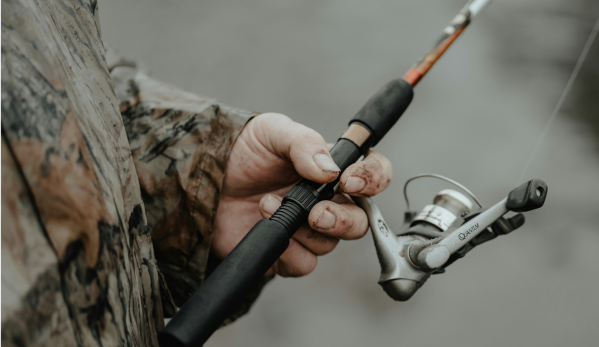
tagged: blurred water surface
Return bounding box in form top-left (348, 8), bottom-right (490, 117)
top-left (101, 1), bottom-right (599, 346)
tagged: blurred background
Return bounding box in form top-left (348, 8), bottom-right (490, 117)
top-left (101, 0), bottom-right (599, 346)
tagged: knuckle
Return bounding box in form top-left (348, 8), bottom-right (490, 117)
top-left (299, 127), bottom-right (326, 148)
top-left (257, 113), bottom-right (293, 135)
top-left (352, 159), bottom-right (383, 181)
top-left (333, 208), bottom-right (355, 238)
top-left (259, 112), bottom-right (290, 122)
top-left (340, 207), bottom-right (368, 240)
top-left (324, 237), bottom-right (340, 253)
top-left (350, 157), bottom-right (393, 195)
top-left (310, 233), bottom-right (339, 255)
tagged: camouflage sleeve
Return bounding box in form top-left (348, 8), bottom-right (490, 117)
top-left (2, 1), bottom-right (166, 345)
top-left (108, 59), bottom-right (269, 319)
top-left (1, 135), bottom-right (79, 347)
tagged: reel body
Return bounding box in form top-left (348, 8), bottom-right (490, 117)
top-left (355, 176), bottom-right (547, 301)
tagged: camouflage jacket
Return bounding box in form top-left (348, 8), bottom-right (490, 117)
top-left (1, 0), bottom-right (260, 346)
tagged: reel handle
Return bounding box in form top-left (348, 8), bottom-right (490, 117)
top-left (410, 179), bottom-right (547, 272)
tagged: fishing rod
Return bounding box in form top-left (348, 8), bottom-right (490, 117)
top-left (159, 1), bottom-right (545, 346)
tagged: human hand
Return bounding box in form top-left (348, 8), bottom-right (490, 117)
top-left (212, 113), bottom-right (393, 277)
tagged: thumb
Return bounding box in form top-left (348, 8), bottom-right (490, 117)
top-left (253, 113), bottom-right (340, 183)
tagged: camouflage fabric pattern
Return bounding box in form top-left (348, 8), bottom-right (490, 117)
top-left (109, 60), bottom-right (256, 310)
top-left (1, 0), bottom-right (254, 345)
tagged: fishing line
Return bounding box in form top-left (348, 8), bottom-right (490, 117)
top-left (517, 15), bottom-right (599, 184)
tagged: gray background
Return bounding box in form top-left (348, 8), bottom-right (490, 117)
top-left (101, 1), bottom-right (599, 346)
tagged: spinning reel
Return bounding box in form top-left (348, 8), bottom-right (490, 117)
top-left (355, 175), bottom-right (548, 301)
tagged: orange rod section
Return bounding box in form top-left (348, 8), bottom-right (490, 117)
top-left (403, 24), bottom-right (469, 87)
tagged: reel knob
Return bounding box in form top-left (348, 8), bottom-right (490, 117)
top-left (506, 178), bottom-right (548, 212)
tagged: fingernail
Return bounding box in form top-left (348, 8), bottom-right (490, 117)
top-left (314, 154), bottom-right (340, 172)
top-left (262, 195), bottom-right (280, 215)
top-left (344, 176), bottom-right (366, 193)
top-left (316, 210), bottom-right (336, 229)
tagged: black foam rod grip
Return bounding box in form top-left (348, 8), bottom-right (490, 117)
top-left (350, 78), bottom-right (413, 146)
top-left (158, 219), bottom-right (291, 347)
